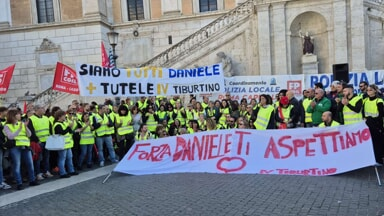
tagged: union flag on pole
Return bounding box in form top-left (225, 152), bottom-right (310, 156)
top-left (0, 64), bottom-right (16, 94)
top-left (101, 41), bottom-right (115, 68)
top-left (101, 42), bottom-right (110, 68)
top-left (52, 62), bottom-right (79, 95)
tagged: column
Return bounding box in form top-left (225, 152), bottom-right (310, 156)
top-left (0, 0), bottom-right (11, 28)
top-left (333, 0), bottom-right (348, 64)
top-left (271, 2), bottom-right (287, 75)
top-left (257, 4), bottom-right (272, 75)
top-left (350, 0), bottom-right (366, 71)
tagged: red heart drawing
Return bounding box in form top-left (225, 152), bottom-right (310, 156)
top-left (216, 157), bottom-right (246, 173)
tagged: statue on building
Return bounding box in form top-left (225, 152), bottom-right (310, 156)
top-left (299, 31), bottom-right (314, 55)
top-left (216, 51), bottom-right (234, 77)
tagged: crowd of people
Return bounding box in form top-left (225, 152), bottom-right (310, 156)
top-left (1, 79), bottom-right (383, 190)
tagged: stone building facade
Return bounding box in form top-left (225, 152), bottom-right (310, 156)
top-left (0, 0), bottom-right (383, 106)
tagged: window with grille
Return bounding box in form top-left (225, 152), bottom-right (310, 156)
top-left (36, 0), bottom-right (55, 23)
top-left (127, 0), bottom-right (145, 21)
top-left (199, 0), bottom-right (217, 12)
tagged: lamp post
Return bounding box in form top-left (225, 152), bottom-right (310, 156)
top-left (107, 28), bottom-right (120, 105)
top-left (107, 28), bottom-right (119, 68)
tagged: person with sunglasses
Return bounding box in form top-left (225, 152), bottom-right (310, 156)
top-left (358, 81), bottom-right (368, 99)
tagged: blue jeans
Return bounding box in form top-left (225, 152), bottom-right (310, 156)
top-left (10, 146), bottom-right (35, 185)
top-left (95, 135), bottom-right (116, 162)
top-left (78, 144), bottom-right (93, 166)
top-left (34, 142), bottom-right (50, 174)
top-left (57, 149), bottom-right (75, 176)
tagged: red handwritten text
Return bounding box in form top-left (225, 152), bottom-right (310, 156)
top-left (264, 129), bottom-right (370, 159)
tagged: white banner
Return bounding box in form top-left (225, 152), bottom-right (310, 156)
top-left (200, 75), bottom-right (304, 102)
top-left (75, 63), bottom-right (225, 97)
top-left (114, 122), bottom-right (376, 176)
top-left (304, 70), bottom-right (384, 93)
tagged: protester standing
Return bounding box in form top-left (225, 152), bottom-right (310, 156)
top-left (0, 106), bottom-right (11, 190)
top-left (93, 105), bottom-right (118, 167)
top-left (253, 94), bottom-right (275, 130)
top-left (28, 105), bottom-right (53, 180)
top-left (306, 88), bottom-right (331, 126)
top-left (77, 112), bottom-right (94, 169)
top-left (338, 85), bottom-right (363, 125)
top-left (362, 84), bottom-right (384, 164)
top-left (53, 110), bottom-right (78, 178)
top-left (3, 109), bottom-right (39, 190)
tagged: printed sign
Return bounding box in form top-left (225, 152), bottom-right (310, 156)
top-left (75, 63), bottom-right (225, 97)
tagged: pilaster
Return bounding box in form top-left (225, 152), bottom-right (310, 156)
top-left (257, 4), bottom-right (272, 75)
top-left (271, 2), bottom-right (287, 75)
top-left (350, 0), bottom-right (366, 71)
top-left (0, 0), bottom-right (11, 28)
top-left (333, 0), bottom-right (348, 64)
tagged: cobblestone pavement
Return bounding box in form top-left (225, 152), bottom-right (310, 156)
top-left (0, 166), bottom-right (383, 216)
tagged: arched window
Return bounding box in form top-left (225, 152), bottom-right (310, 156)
top-left (36, 0), bottom-right (55, 23)
top-left (199, 0), bottom-right (217, 12)
top-left (127, 0), bottom-right (145, 21)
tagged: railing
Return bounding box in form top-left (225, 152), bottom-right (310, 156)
top-left (29, 87), bottom-right (62, 105)
top-left (139, 0), bottom-right (255, 67)
top-left (368, 0), bottom-right (384, 4)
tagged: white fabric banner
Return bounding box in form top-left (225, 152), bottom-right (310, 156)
top-left (114, 122), bottom-right (376, 176)
top-left (200, 74), bottom-right (304, 101)
top-left (304, 70), bottom-right (384, 92)
top-left (75, 63), bottom-right (225, 97)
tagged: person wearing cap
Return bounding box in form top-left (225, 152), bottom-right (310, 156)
top-left (362, 84), bottom-right (384, 164)
top-left (28, 104), bottom-right (53, 180)
top-left (337, 84), bottom-right (363, 125)
top-left (275, 96), bottom-right (297, 129)
top-left (318, 111), bottom-right (340, 127)
top-left (306, 88), bottom-right (331, 126)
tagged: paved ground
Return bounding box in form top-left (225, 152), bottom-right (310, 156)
top-left (0, 165), bottom-right (383, 216)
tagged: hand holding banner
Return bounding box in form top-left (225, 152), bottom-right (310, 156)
top-left (0, 64), bottom-right (15, 94)
top-left (52, 62), bottom-right (79, 95)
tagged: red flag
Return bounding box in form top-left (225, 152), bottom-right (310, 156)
top-left (0, 64), bottom-right (15, 94)
top-left (52, 62), bottom-right (79, 95)
top-left (101, 42), bottom-right (110, 68)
